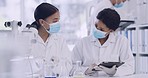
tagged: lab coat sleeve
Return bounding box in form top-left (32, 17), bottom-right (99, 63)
top-left (115, 37), bottom-right (135, 76)
top-left (72, 40), bottom-right (83, 64)
top-left (72, 40), bottom-right (89, 73)
top-left (60, 38), bottom-right (73, 74)
top-left (61, 39), bottom-right (72, 61)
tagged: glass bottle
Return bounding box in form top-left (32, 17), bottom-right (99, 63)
top-left (73, 61), bottom-right (84, 78)
top-left (44, 60), bottom-right (56, 78)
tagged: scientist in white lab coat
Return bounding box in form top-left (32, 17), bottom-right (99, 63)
top-left (72, 8), bottom-right (135, 77)
top-left (27, 3), bottom-right (72, 77)
top-left (86, 0), bottom-right (126, 35)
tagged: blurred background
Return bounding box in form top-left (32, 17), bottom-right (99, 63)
top-left (0, 0), bottom-right (138, 47)
top-left (0, 0), bottom-right (148, 76)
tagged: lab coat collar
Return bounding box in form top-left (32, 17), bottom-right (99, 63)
top-left (107, 32), bottom-right (116, 43)
top-left (36, 34), bottom-right (49, 45)
top-left (28, 27), bottom-right (59, 46)
top-left (90, 32), bottom-right (116, 46)
top-left (36, 34), bottom-right (59, 45)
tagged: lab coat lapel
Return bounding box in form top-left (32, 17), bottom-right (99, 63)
top-left (90, 35), bottom-right (101, 47)
top-left (94, 40), bottom-right (101, 47)
top-left (46, 34), bottom-right (57, 48)
top-left (36, 34), bottom-right (44, 44)
top-left (102, 33), bottom-right (116, 47)
top-left (36, 34), bottom-right (55, 48)
top-left (90, 33), bottom-right (116, 47)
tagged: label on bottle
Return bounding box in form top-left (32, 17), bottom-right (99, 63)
top-left (45, 76), bottom-right (56, 78)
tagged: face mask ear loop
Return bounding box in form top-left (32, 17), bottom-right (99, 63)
top-left (41, 23), bottom-right (50, 34)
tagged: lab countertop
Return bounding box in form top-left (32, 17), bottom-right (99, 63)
top-left (25, 73), bottom-right (148, 78)
top-left (83, 74), bottom-right (148, 78)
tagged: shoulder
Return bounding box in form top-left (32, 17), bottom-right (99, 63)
top-left (50, 34), bottom-right (65, 40)
top-left (50, 34), bottom-right (67, 44)
top-left (112, 33), bottom-right (129, 44)
top-left (79, 35), bottom-right (92, 42)
top-left (75, 35), bottom-right (94, 46)
top-left (116, 34), bottom-right (129, 42)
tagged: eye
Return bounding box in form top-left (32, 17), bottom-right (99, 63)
top-left (52, 18), bottom-right (59, 23)
top-left (100, 29), bottom-right (104, 31)
top-left (52, 21), bottom-right (57, 23)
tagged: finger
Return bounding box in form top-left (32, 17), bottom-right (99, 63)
top-left (112, 65), bottom-right (117, 69)
top-left (93, 66), bottom-right (102, 71)
top-left (112, 65), bottom-right (117, 70)
top-left (92, 63), bottom-right (97, 67)
top-left (85, 68), bottom-right (95, 75)
top-left (86, 71), bottom-right (96, 76)
top-left (99, 65), bottom-right (108, 70)
top-left (113, 65), bottom-right (116, 68)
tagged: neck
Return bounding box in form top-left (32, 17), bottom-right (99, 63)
top-left (98, 35), bottom-right (109, 45)
top-left (38, 27), bottom-right (49, 43)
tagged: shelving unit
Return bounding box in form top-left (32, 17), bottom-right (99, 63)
top-left (120, 24), bottom-right (148, 74)
top-left (133, 53), bottom-right (148, 57)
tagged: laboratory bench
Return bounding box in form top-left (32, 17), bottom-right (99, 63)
top-left (85, 74), bottom-right (148, 78)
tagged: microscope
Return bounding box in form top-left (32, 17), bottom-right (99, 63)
top-left (4, 20), bottom-right (22, 35)
top-left (0, 20), bottom-right (36, 78)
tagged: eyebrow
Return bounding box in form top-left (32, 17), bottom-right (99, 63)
top-left (53, 17), bottom-right (60, 20)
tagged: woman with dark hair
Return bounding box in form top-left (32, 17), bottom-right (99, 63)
top-left (72, 8), bottom-right (135, 77)
top-left (27, 3), bottom-right (72, 77)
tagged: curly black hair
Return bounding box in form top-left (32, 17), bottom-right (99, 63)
top-left (96, 8), bottom-right (120, 31)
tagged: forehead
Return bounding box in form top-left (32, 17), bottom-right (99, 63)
top-left (96, 20), bottom-right (108, 29)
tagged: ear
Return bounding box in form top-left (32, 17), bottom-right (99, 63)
top-left (39, 19), bottom-right (44, 26)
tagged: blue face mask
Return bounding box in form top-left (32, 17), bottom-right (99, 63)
top-left (114, 2), bottom-right (124, 8)
top-left (47, 22), bottom-right (60, 33)
top-left (93, 27), bottom-right (107, 39)
top-left (43, 22), bottom-right (60, 34)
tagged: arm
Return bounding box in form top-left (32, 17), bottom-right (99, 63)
top-left (72, 41), bottom-right (90, 73)
top-left (72, 41), bottom-right (83, 64)
top-left (61, 39), bottom-right (73, 75)
top-left (72, 40), bottom-right (98, 75)
top-left (115, 37), bottom-right (135, 76)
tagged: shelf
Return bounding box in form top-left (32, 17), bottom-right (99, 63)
top-left (133, 53), bottom-right (148, 57)
top-left (139, 25), bottom-right (148, 29)
top-left (126, 27), bottom-right (136, 30)
top-left (119, 20), bottom-right (135, 30)
top-left (124, 24), bottom-right (148, 30)
top-left (125, 24), bottom-right (136, 30)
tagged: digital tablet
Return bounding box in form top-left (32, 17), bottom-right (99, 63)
top-left (99, 62), bottom-right (124, 68)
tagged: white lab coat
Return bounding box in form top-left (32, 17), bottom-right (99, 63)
top-left (72, 32), bottom-right (135, 76)
top-left (86, 0), bottom-right (113, 35)
top-left (27, 28), bottom-right (72, 77)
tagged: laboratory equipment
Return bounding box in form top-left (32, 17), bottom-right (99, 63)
top-left (73, 61), bottom-right (84, 78)
top-left (57, 59), bottom-right (69, 77)
top-left (4, 21), bottom-right (22, 27)
top-left (44, 60), bottom-right (56, 78)
top-left (119, 20), bottom-right (135, 30)
top-left (0, 20), bottom-right (36, 78)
